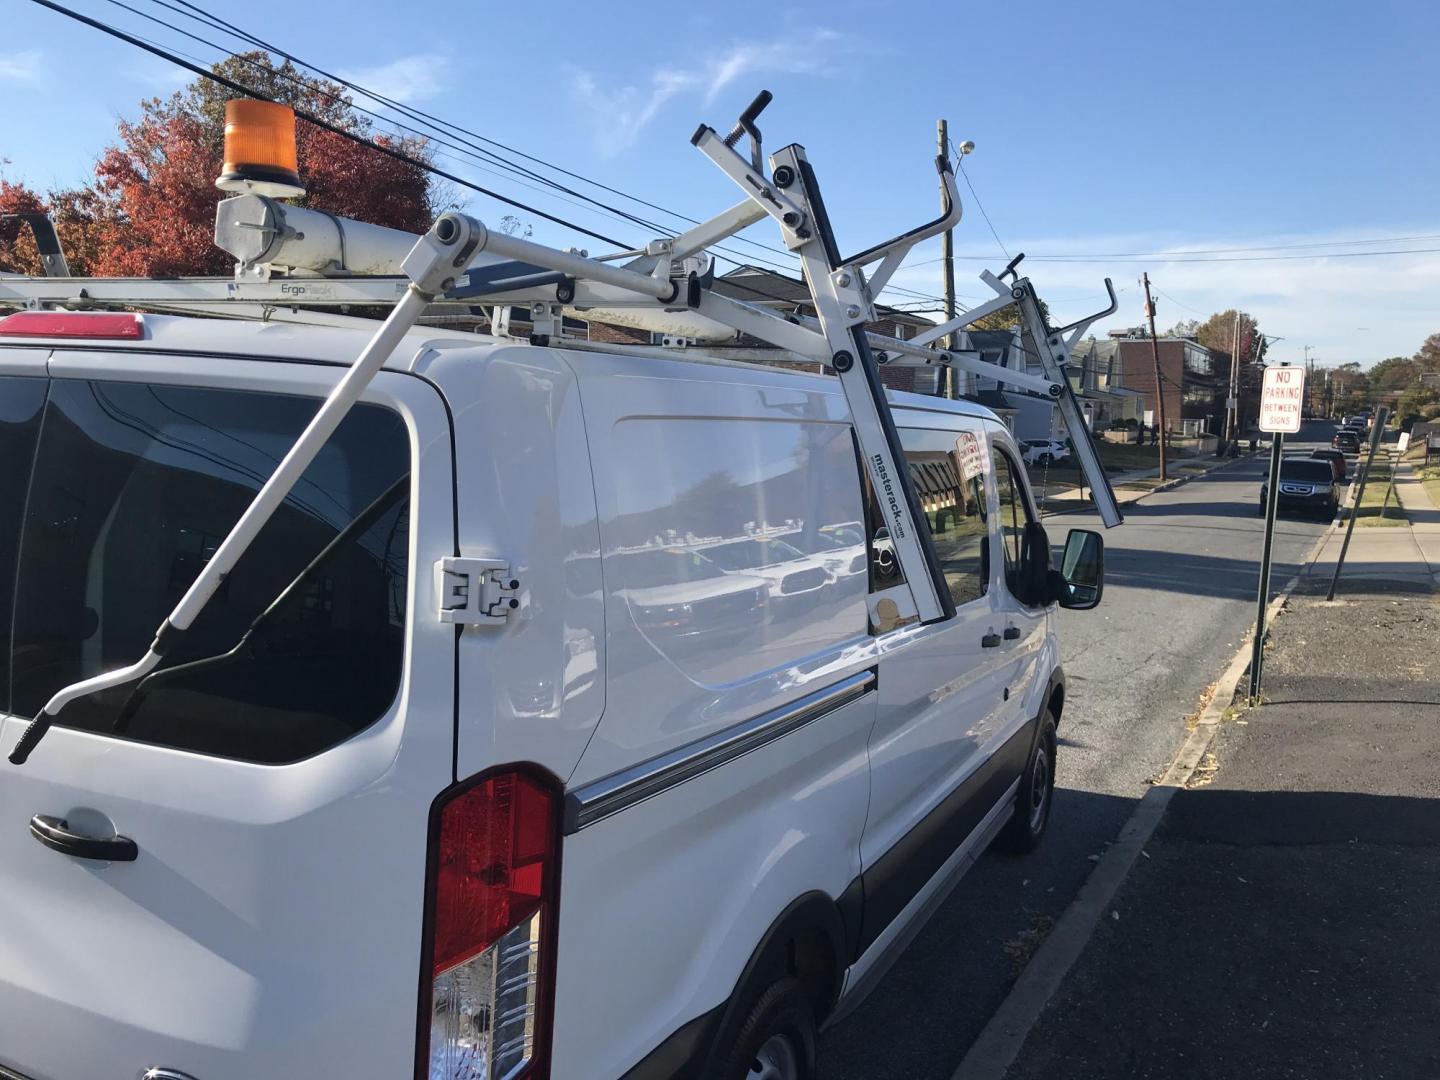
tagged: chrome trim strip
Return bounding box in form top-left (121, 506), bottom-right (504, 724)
top-left (564, 670), bottom-right (876, 834)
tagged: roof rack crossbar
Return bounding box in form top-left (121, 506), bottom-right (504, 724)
top-left (1, 90), bottom-right (1125, 638)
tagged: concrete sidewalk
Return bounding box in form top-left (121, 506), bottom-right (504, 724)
top-left (999, 520), bottom-right (1440, 1079)
top-left (1395, 459), bottom-right (1440, 581)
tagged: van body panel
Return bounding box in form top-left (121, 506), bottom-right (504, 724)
top-left (562, 350), bottom-right (870, 789)
top-left (551, 688), bottom-right (874, 1080)
top-left (423, 345), bottom-right (607, 784)
top-left (0, 358), bottom-right (455, 1080)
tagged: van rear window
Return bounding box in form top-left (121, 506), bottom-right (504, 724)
top-left (0, 377), bottom-right (47, 709)
top-left (4, 378), bottom-right (411, 764)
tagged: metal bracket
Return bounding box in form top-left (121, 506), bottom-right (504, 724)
top-left (435, 556), bottom-right (520, 626)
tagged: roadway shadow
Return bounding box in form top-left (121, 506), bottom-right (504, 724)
top-left (817, 787), bottom-right (1138, 1080)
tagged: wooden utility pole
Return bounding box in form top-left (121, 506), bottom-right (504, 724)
top-left (1142, 272), bottom-right (1168, 480)
top-left (938, 119), bottom-right (958, 398)
top-left (1222, 311), bottom-right (1240, 453)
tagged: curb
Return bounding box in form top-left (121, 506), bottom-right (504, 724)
top-left (950, 516), bottom-right (1332, 1080)
top-left (1040, 450), bottom-right (1263, 519)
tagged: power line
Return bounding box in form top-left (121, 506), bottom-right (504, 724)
top-left (145, 0), bottom-right (953, 308)
top-left (1152, 287), bottom-right (1210, 317)
top-left (102, 0), bottom-right (827, 285)
top-left (955, 156), bottom-right (1009, 261)
top-left (28, 0), bottom-right (639, 249)
top-left (31, 0), bottom-right (955, 314)
top-left (948, 246), bottom-right (1440, 265)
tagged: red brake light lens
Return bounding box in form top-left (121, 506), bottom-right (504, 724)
top-left (432, 769), bottom-right (557, 975)
top-left (421, 767), bottom-right (561, 1080)
top-left (0, 311), bottom-right (145, 339)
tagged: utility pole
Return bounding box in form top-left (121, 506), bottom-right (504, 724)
top-left (1223, 311), bottom-right (1241, 453)
top-left (1142, 272), bottom-right (1168, 481)
top-left (938, 119), bottom-right (958, 398)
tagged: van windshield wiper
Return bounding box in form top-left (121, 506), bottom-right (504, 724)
top-left (6, 213), bottom-right (476, 765)
top-left (109, 474), bottom-right (409, 733)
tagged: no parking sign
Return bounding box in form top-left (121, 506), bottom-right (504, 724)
top-left (1259, 366), bottom-right (1305, 433)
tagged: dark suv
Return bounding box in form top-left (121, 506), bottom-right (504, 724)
top-left (1261, 457), bottom-right (1340, 520)
top-left (1332, 430), bottom-right (1362, 454)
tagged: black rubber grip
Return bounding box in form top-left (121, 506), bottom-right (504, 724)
top-left (8, 714), bottom-right (52, 765)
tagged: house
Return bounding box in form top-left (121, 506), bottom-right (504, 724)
top-left (1103, 328), bottom-right (1229, 435)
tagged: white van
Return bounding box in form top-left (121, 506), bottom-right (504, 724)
top-left (0, 308), bottom-right (1103, 1080)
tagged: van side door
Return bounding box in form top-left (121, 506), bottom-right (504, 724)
top-left (855, 416), bottom-right (1014, 952)
top-left (986, 421), bottom-right (1053, 739)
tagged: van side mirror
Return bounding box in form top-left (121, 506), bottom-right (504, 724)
top-left (1052, 529), bottom-right (1103, 610)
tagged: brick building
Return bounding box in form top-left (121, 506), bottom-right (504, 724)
top-left (1105, 330), bottom-right (1229, 435)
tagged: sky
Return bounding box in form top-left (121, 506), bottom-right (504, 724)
top-left (4, 0), bottom-right (1439, 367)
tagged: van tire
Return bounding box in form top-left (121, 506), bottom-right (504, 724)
top-left (711, 976), bottom-right (816, 1080)
top-left (997, 711), bottom-right (1057, 854)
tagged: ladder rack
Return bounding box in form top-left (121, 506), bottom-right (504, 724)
top-left (1, 90), bottom-right (1123, 636)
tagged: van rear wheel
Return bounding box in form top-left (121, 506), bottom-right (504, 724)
top-left (712, 976), bottom-right (816, 1080)
top-left (997, 711), bottom-right (1057, 853)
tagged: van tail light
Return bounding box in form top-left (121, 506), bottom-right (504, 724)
top-left (418, 767), bottom-right (561, 1080)
top-left (0, 311), bottom-right (143, 339)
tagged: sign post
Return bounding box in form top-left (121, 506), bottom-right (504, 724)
top-left (1326, 406), bottom-right (1391, 602)
top-left (1249, 364), bottom-right (1305, 704)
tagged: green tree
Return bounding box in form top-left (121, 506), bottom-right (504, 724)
top-left (1396, 387), bottom-right (1440, 428)
top-left (1414, 332), bottom-right (1440, 373)
top-left (2, 52), bottom-right (437, 279)
top-left (1194, 309), bottom-right (1264, 363)
top-left (1368, 356), bottom-right (1419, 392)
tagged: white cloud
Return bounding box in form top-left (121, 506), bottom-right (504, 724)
top-left (570, 30), bottom-right (851, 154)
top-left (338, 54), bottom-right (451, 104)
top-left (0, 50), bottom-right (43, 85)
top-left (880, 228), bottom-right (1440, 366)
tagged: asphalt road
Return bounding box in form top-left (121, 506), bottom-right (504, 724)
top-left (817, 419), bottom-right (1337, 1080)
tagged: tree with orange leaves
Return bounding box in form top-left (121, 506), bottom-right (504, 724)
top-left (0, 52), bottom-right (437, 279)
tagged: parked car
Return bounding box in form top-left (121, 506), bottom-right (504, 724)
top-left (1309, 448), bottom-right (1347, 480)
top-left (1021, 438), bottom-right (1072, 466)
top-left (0, 308), bottom-right (1106, 1080)
top-left (1260, 457), bottom-right (1340, 520)
top-left (1333, 430), bottom-right (1362, 454)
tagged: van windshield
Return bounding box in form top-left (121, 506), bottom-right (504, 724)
top-left (2, 378), bottom-right (411, 764)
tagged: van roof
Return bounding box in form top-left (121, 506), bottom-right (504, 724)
top-left (0, 310), bottom-right (1004, 424)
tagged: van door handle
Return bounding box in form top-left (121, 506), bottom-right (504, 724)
top-left (30, 815), bottom-right (138, 862)
top-left (1003, 626), bottom-right (1022, 640)
top-left (981, 632), bottom-right (1002, 648)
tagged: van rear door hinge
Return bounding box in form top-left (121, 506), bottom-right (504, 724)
top-left (435, 557), bottom-right (520, 626)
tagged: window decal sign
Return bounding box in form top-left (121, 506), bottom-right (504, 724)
top-left (956, 430), bottom-right (986, 481)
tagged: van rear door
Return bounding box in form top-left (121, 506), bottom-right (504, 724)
top-left (0, 352), bottom-right (456, 1080)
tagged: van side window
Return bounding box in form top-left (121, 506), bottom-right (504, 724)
top-left (8, 380), bottom-right (411, 764)
top-left (991, 448), bottom-right (1035, 596)
top-left (0, 377), bottom-right (47, 716)
top-left (900, 428), bottom-right (989, 609)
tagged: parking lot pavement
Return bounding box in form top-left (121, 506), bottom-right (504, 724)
top-left (1000, 576), bottom-right (1440, 1080)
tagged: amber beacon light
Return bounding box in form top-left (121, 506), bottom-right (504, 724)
top-left (216, 99), bottom-right (306, 199)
